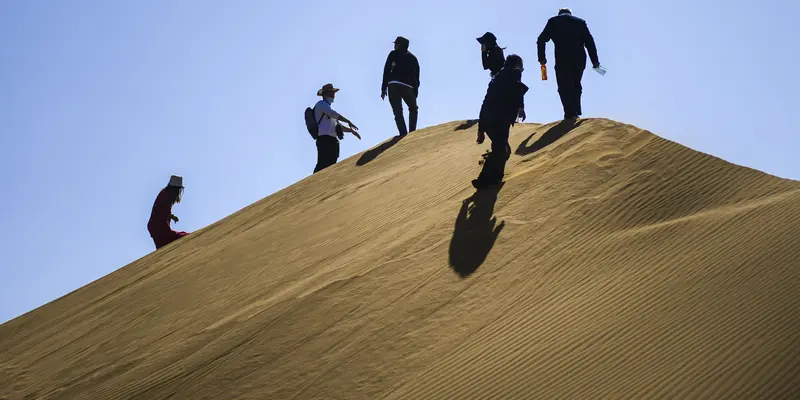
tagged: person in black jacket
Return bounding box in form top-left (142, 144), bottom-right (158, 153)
top-left (381, 36), bottom-right (420, 137)
top-left (476, 32), bottom-right (505, 78)
top-left (537, 8), bottom-right (600, 120)
top-left (473, 54), bottom-right (528, 190)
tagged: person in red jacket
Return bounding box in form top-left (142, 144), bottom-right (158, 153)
top-left (147, 175), bottom-right (189, 249)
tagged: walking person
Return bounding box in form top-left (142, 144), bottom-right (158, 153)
top-left (536, 8), bottom-right (601, 120)
top-left (473, 55), bottom-right (528, 190)
top-left (381, 36), bottom-right (420, 137)
top-left (148, 175), bottom-right (190, 249)
top-left (476, 32), bottom-right (506, 78)
top-left (313, 83), bottom-right (360, 173)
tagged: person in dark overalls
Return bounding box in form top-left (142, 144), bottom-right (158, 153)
top-left (476, 32), bottom-right (506, 78)
top-left (537, 8), bottom-right (601, 120)
top-left (473, 54), bottom-right (528, 190)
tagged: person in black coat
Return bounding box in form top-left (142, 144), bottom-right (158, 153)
top-left (381, 36), bottom-right (420, 137)
top-left (473, 54), bottom-right (528, 190)
top-left (476, 32), bottom-right (505, 78)
top-left (537, 8), bottom-right (600, 120)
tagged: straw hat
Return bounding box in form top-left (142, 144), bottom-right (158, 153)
top-left (317, 83), bottom-right (340, 96)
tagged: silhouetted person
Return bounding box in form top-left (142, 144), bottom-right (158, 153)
top-left (537, 8), bottom-right (601, 120)
top-left (473, 54), bottom-right (528, 190)
top-left (148, 175), bottom-right (189, 249)
top-left (476, 32), bottom-right (506, 78)
top-left (381, 36), bottom-right (420, 137)
top-left (313, 83), bottom-right (360, 173)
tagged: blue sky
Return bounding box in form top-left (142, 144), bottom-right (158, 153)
top-left (1, 0), bottom-right (797, 323)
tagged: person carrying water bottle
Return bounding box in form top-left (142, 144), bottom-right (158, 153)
top-left (537, 8), bottom-right (602, 120)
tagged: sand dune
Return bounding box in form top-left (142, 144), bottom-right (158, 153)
top-left (2, 118), bottom-right (799, 399)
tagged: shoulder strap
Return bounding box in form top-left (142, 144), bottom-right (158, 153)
top-left (313, 103), bottom-right (327, 125)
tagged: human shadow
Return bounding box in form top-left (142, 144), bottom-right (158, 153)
top-left (448, 183), bottom-right (505, 278)
top-left (356, 135), bottom-right (403, 166)
top-left (515, 119), bottom-right (582, 156)
top-left (454, 119), bottom-right (480, 131)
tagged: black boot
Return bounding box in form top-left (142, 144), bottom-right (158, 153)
top-left (408, 107), bottom-right (418, 133)
top-left (394, 114), bottom-right (408, 137)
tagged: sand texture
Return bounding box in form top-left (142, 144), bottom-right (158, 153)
top-left (2, 118), bottom-right (799, 399)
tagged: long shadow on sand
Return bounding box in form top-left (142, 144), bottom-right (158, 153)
top-left (515, 119), bottom-right (582, 156)
top-left (454, 119), bottom-right (480, 131)
top-left (448, 183), bottom-right (505, 278)
top-left (356, 136), bottom-right (403, 166)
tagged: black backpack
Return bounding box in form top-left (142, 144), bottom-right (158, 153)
top-left (304, 104), bottom-right (325, 140)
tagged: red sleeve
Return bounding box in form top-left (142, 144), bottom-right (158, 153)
top-left (149, 189), bottom-right (173, 228)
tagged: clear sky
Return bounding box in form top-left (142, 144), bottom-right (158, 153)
top-left (1, 0), bottom-right (798, 324)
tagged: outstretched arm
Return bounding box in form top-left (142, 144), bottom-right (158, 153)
top-left (583, 21), bottom-right (600, 67)
top-left (537, 20), bottom-right (552, 64)
top-left (340, 124), bottom-right (361, 139)
top-left (319, 101), bottom-right (358, 130)
top-left (337, 114), bottom-right (357, 130)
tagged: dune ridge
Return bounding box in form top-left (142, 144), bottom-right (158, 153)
top-left (1, 118), bottom-right (799, 399)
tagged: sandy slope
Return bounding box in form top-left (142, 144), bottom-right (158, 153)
top-left (1, 118), bottom-right (799, 399)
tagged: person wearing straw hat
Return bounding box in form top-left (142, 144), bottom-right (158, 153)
top-left (313, 83), bottom-right (360, 173)
top-left (147, 175), bottom-right (189, 249)
top-left (537, 7), bottom-right (601, 120)
top-left (476, 32), bottom-right (506, 78)
top-left (381, 36), bottom-right (420, 137)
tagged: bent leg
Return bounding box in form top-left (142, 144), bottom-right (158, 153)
top-left (402, 85), bottom-right (418, 133)
top-left (488, 125), bottom-right (511, 181)
top-left (153, 230), bottom-right (188, 249)
top-left (388, 85), bottom-right (408, 136)
top-left (475, 124), bottom-right (510, 185)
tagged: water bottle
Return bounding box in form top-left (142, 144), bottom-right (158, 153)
top-left (593, 65), bottom-right (607, 76)
top-left (541, 64), bottom-right (548, 80)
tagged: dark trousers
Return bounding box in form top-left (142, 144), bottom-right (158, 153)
top-left (476, 123), bottom-right (511, 184)
top-left (555, 66), bottom-right (584, 118)
top-left (314, 135), bottom-right (340, 173)
top-left (388, 84), bottom-right (418, 136)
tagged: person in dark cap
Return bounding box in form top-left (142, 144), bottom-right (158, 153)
top-left (473, 54), bottom-right (528, 190)
top-left (537, 7), bottom-right (601, 120)
top-left (313, 83), bottom-right (360, 173)
top-left (381, 36), bottom-right (420, 137)
top-left (476, 32), bottom-right (506, 78)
